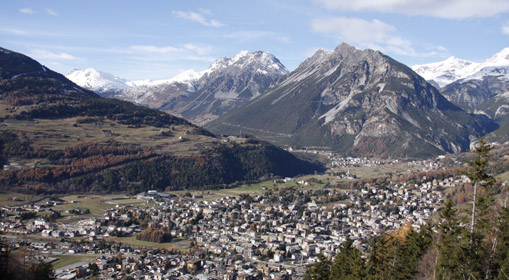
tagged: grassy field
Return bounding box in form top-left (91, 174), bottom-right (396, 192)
top-left (47, 195), bottom-right (153, 223)
top-left (0, 117), bottom-right (218, 156)
top-left (52, 255), bottom-right (98, 269)
top-left (0, 191), bottom-right (43, 207)
top-left (332, 162), bottom-right (422, 180)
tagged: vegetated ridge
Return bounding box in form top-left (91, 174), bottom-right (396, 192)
top-left (0, 47), bottom-right (323, 194)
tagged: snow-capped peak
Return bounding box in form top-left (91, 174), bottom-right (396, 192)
top-left (413, 47), bottom-right (509, 87)
top-left (484, 47), bottom-right (509, 66)
top-left (128, 69), bottom-right (204, 87)
top-left (411, 57), bottom-right (478, 87)
top-left (202, 50), bottom-right (288, 76)
top-left (66, 68), bottom-right (131, 92)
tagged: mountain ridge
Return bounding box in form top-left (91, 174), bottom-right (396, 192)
top-left (207, 43), bottom-right (497, 158)
top-left (66, 50), bottom-right (289, 125)
top-left (412, 47), bottom-right (509, 88)
top-left (0, 46), bottom-right (322, 194)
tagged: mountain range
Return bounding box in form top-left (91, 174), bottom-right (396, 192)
top-left (207, 43), bottom-right (497, 158)
top-left (67, 51), bottom-right (288, 125)
top-left (0, 47), bottom-right (321, 194)
top-left (412, 48), bottom-right (509, 88)
top-left (413, 48), bottom-right (509, 141)
top-left (67, 43), bottom-right (508, 157)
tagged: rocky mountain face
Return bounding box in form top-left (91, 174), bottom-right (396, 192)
top-left (67, 51), bottom-right (288, 125)
top-left (207, 43), bottom-right (497, 158)
top-left (440, 76), bottom-right (509, 112)
top-left (167, 51), bottom-right (288, 124)
top-left (413, 48), bottom-right (509, 141)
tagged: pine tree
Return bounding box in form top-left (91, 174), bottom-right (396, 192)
top-left (366, 232), bottom-right (395, 280)
top-left (494, 207), bottom-right (509, 280)
top-left (465, 138), bottom-right (495, 241)
top-left (330, 238), bottom-right (366, 280)
top-left (304, 254), bottom-right (331, 280)
top-left (33, 261), bottom-right (55, 280)
top-left (436, 199), bottom-right (468, 279)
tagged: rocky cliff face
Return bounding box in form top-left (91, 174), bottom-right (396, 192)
top-left (162, 51), bottom-right (288, 124)
top-left (207, 43), bottom-right (497, 158)
top-left (440, 76), bottom-right (509, 111)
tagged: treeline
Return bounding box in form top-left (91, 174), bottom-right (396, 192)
top-left (306, 223), bottom-right (432, 280)
top-left (0, 138), bottom-right (323, 194)
top-left (0, 138), bottom-right (159, 191)
top-left (0, 240), bottom-right (55, 280)
top-left (66, 141), bottom-right (323, 194)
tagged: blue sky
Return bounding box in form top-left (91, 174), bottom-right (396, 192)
top-left (1, 0), bottom-right (509, 80)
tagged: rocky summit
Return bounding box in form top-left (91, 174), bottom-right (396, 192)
top-left (68, 51), bottom-right (288, 125)
top-left (207, 43), bottom-right (497, 158)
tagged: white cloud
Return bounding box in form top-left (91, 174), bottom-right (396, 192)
top-left (172, 10), bottom-right (224, 27)
top-left (1, 28), bottom-right (29, 36)
top-left (19, 8), bottom-right (36, 14)
top-left (129, 45), bottom-right (179, 54)
top-left (183, 44), bottom-right (212, 55)
top-left (503, 24), bottom-right (509, 35)
top-left (198, 8), bottom-right (212, 15)
top-left (312, 17), bottom-right (395, 45)
top-left (46, 9), bottom-right (58, 16)
top-left (311, 17), bottom-right (446, 57)
top-left (124, 44), bottom-right (215, 63)
top-left (225, 30), bottom-right (291, 44)
top-left (277, 36), bottom-right (292, 44)
top-left (225, 30), bottom-right (274, 42)
top-left (30, 49), bottom-right (80, 60)
top-left (313, 0), bottom-right (509, 19)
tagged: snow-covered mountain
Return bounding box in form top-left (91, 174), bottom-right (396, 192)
top-left (66, 51), bottom-right (288, 124)
top-left (411, 57), bottom-right (477, 88)
top-left (412, 48), bottom-right (509, 88)
top-left (126, 69), bottom-right (204, 89)
top-left (66, 68), bottom-right (131, 93)
top-left (169, 50), bottom-right (289, 124)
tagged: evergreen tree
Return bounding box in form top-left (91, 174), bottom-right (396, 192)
top-left (465, 138), bottom-right (495, 240)
top-left (436, 199), bottom-right (469, 279)
top-left (366, 232), bottom-right (395, 280)
top-left (494, 207), bottom-right (509, 280)
top-left (330, 238), bottom-right (366, 280)
top-left (33, 261), bottom-right (55, 280)
top-left (304, 254), bottom-right (331, 280)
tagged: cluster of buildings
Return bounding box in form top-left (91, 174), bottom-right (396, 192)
top-left (0, 172), bottom-right (473, 279)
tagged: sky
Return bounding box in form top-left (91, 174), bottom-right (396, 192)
top-left (1, 0), bottom-right (509, 81)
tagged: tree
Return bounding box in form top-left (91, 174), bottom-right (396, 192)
top-left (494, 207), bottom-right (509, 280)
top-left (304, 254), bottom-right (331, 280)
top-left (465, 138), bottom-right (495, 241)
top-left (436, 199), bottom-right (468, 279)
top-left (330, 238), bottom-right (366, 280)
top-left (33, 261), bottom-right (55, 280)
